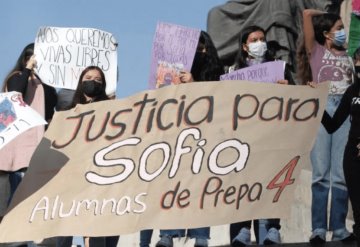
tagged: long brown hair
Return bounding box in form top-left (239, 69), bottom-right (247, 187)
top-left (233, 25), bottom-right (274, 70)
top-left (70, 66), bottom-right (109, 108)
top-left (296, 35), bottom-right (312, 85)
top-left (2, 43), bottom-right (34, 92)
top-left (313, 13), bottom-right (342, 46)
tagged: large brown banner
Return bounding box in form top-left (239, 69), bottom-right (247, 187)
top-left (0, 81), bottom-right (329, 242)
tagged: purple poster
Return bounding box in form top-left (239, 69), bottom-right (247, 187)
top-left (220, 61), bottom-right (285, 83)
top-left (148, 22), bottom-right (201, 89)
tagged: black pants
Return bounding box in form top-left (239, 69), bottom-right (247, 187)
top-left (57, 236), bottom-right (119, 247)
top-left (230, 218), bottom-right (280, 243)
top-left (343, 142), bottom-right (360, 242)
top-left (89, 236), bottom-right (119, 247)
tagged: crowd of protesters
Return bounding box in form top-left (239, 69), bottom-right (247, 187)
top-left (1, 3), bottom-right (360, 247)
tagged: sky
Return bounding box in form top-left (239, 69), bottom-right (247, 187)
top-left (0, 0), bottom-right (225, 99)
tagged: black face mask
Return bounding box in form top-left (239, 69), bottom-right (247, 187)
top-left (81, 80), bottom-right (104, 98)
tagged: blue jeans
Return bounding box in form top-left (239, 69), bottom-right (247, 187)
top-left (311, 94), bottom-right (350, 232)
top-left (57, 236), bottom-right (118, 247)
top-left (140, 229), bottom-right (153, 247)
top-left (160, 227), bottom-right (210, 239)
top-left (8, 170), bottom-right (25, 205)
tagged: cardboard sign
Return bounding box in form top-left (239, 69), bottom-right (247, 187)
top-left (220, 61), bottom-right (285, 83)
top-left (148, 22), bottom-right (200, 89)
top-left (34, 26), bottom-right (118, 95)
top-left (0, 81), bottom-right (329, 242)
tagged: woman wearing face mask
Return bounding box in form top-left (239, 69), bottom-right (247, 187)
top-left (56, 66), bottom-right (119, 247)
top-left (70, 66), bottom-right (110, 108)
top-left (229, 25), bottom-right (294, 247)
top-left (228, 25), bottom-right (294, 85)
top-left (301, 9), bottom-right (355, 243)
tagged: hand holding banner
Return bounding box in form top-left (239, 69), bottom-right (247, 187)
top-left (220, 61), bottom-right (285, 83)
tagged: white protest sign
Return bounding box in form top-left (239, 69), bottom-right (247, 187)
top-left (34, 27), bottom-right (118, 96)
top-left (0, 92), bottom-right (46, 150)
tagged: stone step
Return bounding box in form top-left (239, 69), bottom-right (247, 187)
top-left (214, 240), bottom-right (358, 247)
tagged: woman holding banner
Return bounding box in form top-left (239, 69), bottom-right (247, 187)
top-left (154, 31), bottom-right (224, 247)
top-left (300, 9), bottom-right (354, 243)
top-left (228, 25), bottom-right (294, 85)
top-left (55, 65), bottom-right (119, 247)
top-left (229, 25), bottom-right (295, 247)
top-left (0, 43), bottom-right (57, 218)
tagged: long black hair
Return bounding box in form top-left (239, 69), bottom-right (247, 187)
top-left (2, 43), bottom-right (34, 92)
top-left (297, 13), bottom-right (344, 85)
top-left (296, 34), bottom-right (313, 84)
top-left (71, 66), bottom-right (109, 108)
top-left (190, 31), bottom-right (224, 81)
top-left (233, 25), bottom-right (274, 70)
top-left (313, 13), bottom-right (342, 46)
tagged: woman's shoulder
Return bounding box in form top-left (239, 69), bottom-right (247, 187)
top-left (6, 70), bottom-right (24, 81)
top-left (311, 41), bottom-right (325, 55)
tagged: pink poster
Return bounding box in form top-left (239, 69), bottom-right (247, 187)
top-left (220, 61), bottom-right (285, 83)
top-left (148, 22), bottom-right (200, 89)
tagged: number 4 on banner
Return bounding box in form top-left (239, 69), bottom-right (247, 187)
top-left (266, 156), bottom-right (300, 203)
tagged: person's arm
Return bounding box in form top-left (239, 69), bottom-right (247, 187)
top-left (6, 55), bottom-right (37, 94)
top-left (321, 86), bottom-right (353, 133)
top-left (6, 69), bottom-right (31, 94)
top-left (303, 9), bottom-right (326, 56)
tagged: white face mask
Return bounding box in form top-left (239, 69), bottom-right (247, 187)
top-left (247, 41), bottom-right (267, 58)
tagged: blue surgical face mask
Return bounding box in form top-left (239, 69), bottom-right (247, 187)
top-left (332, 29), bottom-right (346, 47)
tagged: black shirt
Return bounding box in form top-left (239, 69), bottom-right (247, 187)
top-left (7, 68), bottom-right (57, 122)
top-left (321, 83), bottom-right (360, 144)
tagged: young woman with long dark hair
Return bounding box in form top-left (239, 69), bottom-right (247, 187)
top-left (0, 43), bottom-right (57, 218)
top-left (301, 9), bottom-right (354, 243)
